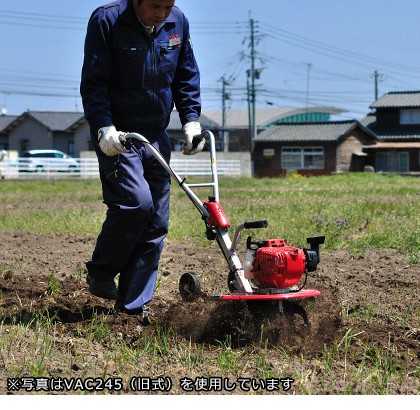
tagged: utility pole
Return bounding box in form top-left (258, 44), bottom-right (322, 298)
top-left (374, 70), bottom-right (379, 101)
top-left (373, 70), bottom-right (385, 101)
top-left (247, 70), bottom-right (252, 140)
top-left (305, 63), bottom-right (312, 121)
top-left (247, 15), bottom-right (262, 176)
top-left (249, 17), bottom-right (257, 153)
top-left (219, 76), bottom-right (232, 152)
top-left (246, 14), bottom-right (264, 175)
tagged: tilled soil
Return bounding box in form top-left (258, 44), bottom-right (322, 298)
top-left (0, 230), bottom-right (419, 394)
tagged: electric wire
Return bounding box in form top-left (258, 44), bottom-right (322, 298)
top-left (1, 8), bottom-right (419, 117)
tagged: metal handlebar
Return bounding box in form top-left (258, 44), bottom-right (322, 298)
top-left (123, 130), bottom-right (220, 217)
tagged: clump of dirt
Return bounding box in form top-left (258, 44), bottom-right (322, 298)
top-left (160, 291), bottom-right (343, 354)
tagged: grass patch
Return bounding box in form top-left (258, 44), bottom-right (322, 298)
top-left (1, 174), bottom-right (419, 261)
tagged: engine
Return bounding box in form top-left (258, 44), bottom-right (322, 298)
top-left (245, 236), bottom-right (325, 289)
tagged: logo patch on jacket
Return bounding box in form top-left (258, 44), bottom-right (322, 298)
top-left (168, 34), bottom-right (181, 48)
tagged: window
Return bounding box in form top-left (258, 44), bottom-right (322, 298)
top-left (282, 148), bottom-right (302, 169)
top-left (376, 152), bottom-right (409, 172)
top-left (34, 153), bottom-right (55, 158)
top-left (400, 109), bottom-right (420, 124)
top-left (281, 147), bottom-right (324, 170)
top-left (20, 139), bottom-right (30, 151)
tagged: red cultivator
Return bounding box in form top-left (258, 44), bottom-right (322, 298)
top-left (125, 131), bottom-right (324, 312)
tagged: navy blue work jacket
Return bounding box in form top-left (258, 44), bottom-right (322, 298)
top-left (80, 0), bottom-right (201, 134)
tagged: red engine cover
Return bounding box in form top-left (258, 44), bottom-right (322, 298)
top-left (252, 245), bottom-right (306, 288)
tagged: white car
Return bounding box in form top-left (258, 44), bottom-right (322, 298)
top-left (20, 150), bottom-right (79, 172)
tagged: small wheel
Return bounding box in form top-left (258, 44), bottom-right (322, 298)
top-left (179, 272), bottom-right (201, 302)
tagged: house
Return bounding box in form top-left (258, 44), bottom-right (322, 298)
top-left (4, 111), bottom-right (90, 156)
top-left (203, 106), bottom-right (343, 152)
top-left (253, 120), bottom-right (377, 177)
top-left (0, 115), bottom-right (18, 150)
top-left (361, 91), bottom-right (420, 173)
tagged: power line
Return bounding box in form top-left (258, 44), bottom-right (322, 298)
top-left (263, 22), bottom-right (420, 76)
top-left (0, 9), bottom-right (86, 22)
top-left (0, 9), bottom-right (87, 31)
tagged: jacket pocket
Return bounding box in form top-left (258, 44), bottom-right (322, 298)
top-left (116, 46), bottom-right (148, 89)
top-left (157, 41), bottom-right (179, 88)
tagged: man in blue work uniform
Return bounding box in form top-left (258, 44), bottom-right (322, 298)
top-left (80, 0), bottom-right (204, 318)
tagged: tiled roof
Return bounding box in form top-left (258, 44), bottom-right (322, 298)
top-left (28, 111), bottom-right (86, 131)
top-left (371, 91), bottom-right (420, 108)
top-left (360, 113), bottom-right (376, 128)
top-left (0, 115), bottom-right (18, 132)
top-left (254, 121), bottom-right (363, 142)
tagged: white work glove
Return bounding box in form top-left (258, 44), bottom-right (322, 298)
top-left (98, 126), bottom-right (127, 156)
top-left (183, 121), bottom-right (205, 155)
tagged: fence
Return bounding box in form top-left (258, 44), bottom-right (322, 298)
top-left (0, 156), bottom-right (245, 180)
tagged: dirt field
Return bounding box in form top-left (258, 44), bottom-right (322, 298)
top-left (0, 228), bottom-right (419, 394)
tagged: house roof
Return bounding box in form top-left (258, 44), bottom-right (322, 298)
top-left (202, 106), bottom-right (343, 128)
top-left (360, 113), bottom-right (376, 128)
top-left (254, 120), bottom-right (373, 142)
top-left (27, 111), bottom-right (86, 131)
top-left (371, 91), bottom-right (420, 109)
top-left (0, 115), bottom-right (18, 133)
top-left (4, 111), bottom-right (86, 133)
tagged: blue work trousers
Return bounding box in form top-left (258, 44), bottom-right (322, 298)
top-left (87, 133), bottom-right (171, 312)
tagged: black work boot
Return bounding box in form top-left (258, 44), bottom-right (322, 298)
top-left (86, 274), bottom-right (118, 300)
top-left (113, 303), bottom-right (152, 324)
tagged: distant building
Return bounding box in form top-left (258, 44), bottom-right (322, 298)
top-left (3, 111), bottom-right (89, 156)
top-left (361, 91), bottom-right (420, 173)
top-left (253, 120), bottom-right (376, 177)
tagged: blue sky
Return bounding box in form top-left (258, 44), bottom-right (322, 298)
top-left (0, 0), bottom-right (419, 121)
